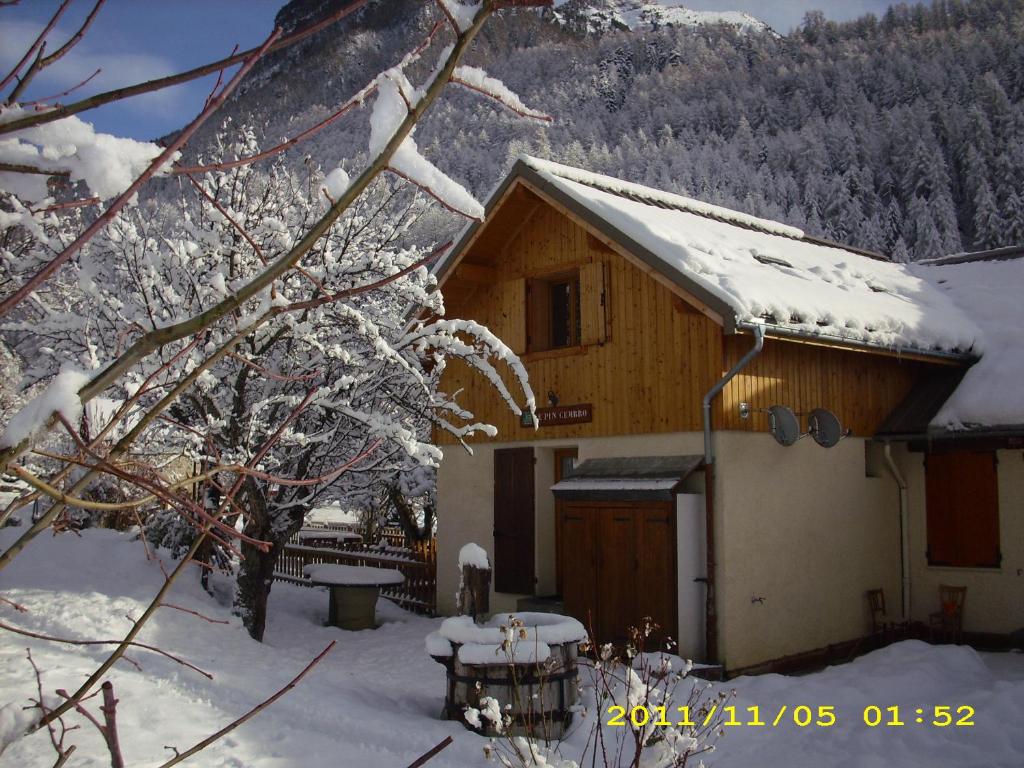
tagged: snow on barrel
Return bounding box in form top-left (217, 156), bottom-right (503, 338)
top-left (426, 611), bottom-right (587, 738)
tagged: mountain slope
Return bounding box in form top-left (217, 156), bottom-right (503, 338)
top-left (550, 0), bottom-right (774, 35)
top-left (185, 0), bottom-right (1024, 260)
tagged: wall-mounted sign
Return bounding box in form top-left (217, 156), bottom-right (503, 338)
top-left (521, 403), bottom-right (593, 428)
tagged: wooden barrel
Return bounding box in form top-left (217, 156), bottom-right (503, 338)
top-left (439, 640), bottom-right (579, 739)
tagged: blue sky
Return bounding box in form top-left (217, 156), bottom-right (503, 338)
top-left (0, 1), bottom-right (281, 139)
top-left (2, 0), bottom-right (896, 140)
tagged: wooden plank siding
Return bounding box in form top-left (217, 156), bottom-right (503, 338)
top-left (718, 335), bottom-right (926, 437)
top-left (435, 200), bottom-right (945, 445)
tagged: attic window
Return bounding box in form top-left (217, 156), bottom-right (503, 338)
top-left (752, 254), bottom-right (793, 269)
top-left (527, 272), bottom-right (581, 352)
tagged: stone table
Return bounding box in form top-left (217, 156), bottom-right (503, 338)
top-left (303, 563), bottom-right (405, 630)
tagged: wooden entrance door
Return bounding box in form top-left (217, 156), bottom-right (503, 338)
top-left (558, 500), bottom-right (677, 646)
top-left (494, 448), bottom-right (535, 594)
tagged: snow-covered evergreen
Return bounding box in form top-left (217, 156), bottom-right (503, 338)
top-left (205, 0), bottom-right (1024, 259)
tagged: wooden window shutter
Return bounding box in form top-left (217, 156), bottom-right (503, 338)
top-left (493, 447), bottom-right (535, 594)
top-left (925, 450), bottom-right (1000, 567)
top-left (525, 277), bottom-right (551, 353)
top-left (925, 453), bottom-right (957, 565)
top-left (956, 451), bottom-right (1000, 567)
top-left (579, 261), bottom-right (607, 345)
top-left (504, 277), bottom-right (527, 355)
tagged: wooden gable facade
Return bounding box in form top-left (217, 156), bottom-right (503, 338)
top-left (435, 179), bottom-right (952, 446)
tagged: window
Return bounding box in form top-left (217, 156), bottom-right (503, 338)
top-left (520, 262), bottom-right (606, 354)
top-left (925, 450), bottom-right (1000, 568)
top-left (527, 272), bottom-right (581, 352)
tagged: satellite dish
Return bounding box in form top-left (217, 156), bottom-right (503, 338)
top-left (767, 405), bottom-right (801, 447)
top-left (808, 408), bottom-right (845, 448)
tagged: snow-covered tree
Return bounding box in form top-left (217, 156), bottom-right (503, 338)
top-left (0, 2), bottom-right (546, 754)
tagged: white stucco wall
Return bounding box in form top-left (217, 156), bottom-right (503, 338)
top-left (435, 433), bottom-right (706, 617)
top-left (713, 433), bottom-right (902, 671)
top-left (436, 431), bottom-right (903, 672)
top-left (894, 444), bottom-right (1024, 636)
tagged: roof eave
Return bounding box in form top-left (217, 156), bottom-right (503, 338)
top-left (511, 161), bottom-right (738, 332)
top-left (878, 425), bottom-right (1024, 443)
top-left (753, 321), bottom-right (977, 365)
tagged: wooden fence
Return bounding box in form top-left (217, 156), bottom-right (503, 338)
top-left (275, 543), bottom-right (437, 616)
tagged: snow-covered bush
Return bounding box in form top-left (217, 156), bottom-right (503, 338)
top-left (484, 618), bottom-right (733, 768)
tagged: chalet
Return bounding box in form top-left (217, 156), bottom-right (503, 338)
top-left (431, 157), bottom-right (1023, 674)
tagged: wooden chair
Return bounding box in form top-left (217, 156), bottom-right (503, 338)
top-left (929, 585), bottom-right (966, 644)
top-left (866, 588), bottom-right (908, 644)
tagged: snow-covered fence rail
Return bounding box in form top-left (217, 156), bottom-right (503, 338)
top-left (275, 544), bottom-right (436, 615)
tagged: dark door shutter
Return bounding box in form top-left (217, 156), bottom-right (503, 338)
top-left (925, 453), bottom-right (957, 565)
top-left (926, 450), bottom-right (1000, 567)
top-left (598, 509), bottom-right (637, 645)
top-left (637, 503), bottom-right (677, 645)
top-left (559, 501), bottom-right (678, 645)
top-left (956, 451), bottom-right (1000, 567)
top-left (493, 447), bottom-right (535, 594)
top-left (560, 503), bottom-right (598, 633)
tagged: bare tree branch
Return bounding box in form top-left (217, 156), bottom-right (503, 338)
top-left (2, 620), bottom-right (214, 678)
top-left (0, 0), bottom-right (71, 94)
top-left (0, 0), bottom-right (374, 135)
top-left (0, 162), bottom-right (69, 177)
top-left (28, 68), bottom-right (102, 106)
top-left (156, 641), bottom-right (335, 768)
top-left (0, 26), bottom-right (283, 320)
top-left (40, 0), bottom-right (106, 68)
top-left (0, 4), bottom-right (493, 475)
top-left (405, 736), bottom-right (454, 768)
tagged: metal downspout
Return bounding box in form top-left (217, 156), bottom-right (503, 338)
top-left (883, 443), bottom-right (911, 620)
top-left (700, 323), bottom-right (765, 664)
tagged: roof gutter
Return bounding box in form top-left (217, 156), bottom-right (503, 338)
top-left (754, 321), bottom-right (976, 364)
top-left (700, 322), bottom-right (765, 665)
top-left (877, 426), bottom-right (1024, 443)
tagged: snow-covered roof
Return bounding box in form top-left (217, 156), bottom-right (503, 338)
top-left (911, 253), bottom-right (1024, 430)
top-left (549, 454), bottom-right (702, 500)
top-left (443, 156), bottom-right (982, 359)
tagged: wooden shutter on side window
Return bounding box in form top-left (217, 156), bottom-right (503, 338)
top-left (925, 450), bottom-right (1000, 567)
top-left (579, 261), bottom-right (607, 345)
top-left (957, 451), bottom-right (1000, 567)
top-left (493, 447), bottom-right (535, 594)
top-left (925, 453), bottom-right (957, 566)
top-left (503, 277), bottom-right (526, 355)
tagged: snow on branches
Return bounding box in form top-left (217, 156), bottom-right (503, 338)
top-left (452, 66), bottom-right (552, 122)
top-left (0, 0), bottom-right (547, 760)
top-left (0, 106), bottom-right (171, 203)
top-left (0, 0), bottom-right (541, 653)
top-left (367, 8), bottom-right (549, 220)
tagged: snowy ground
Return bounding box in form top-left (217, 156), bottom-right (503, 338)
top-left (1, 528), bottom-right (1022, 767)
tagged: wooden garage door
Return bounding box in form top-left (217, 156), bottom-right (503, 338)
top-left (559, 501), bottom-right (677, 646)
top-left (493, 448), bottom-right (535, 593)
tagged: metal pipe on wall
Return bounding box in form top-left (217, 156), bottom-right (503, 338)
top-left (700, 323), bottom-right (766, 663)
top-left (883, 442), bottom-right (911, 620)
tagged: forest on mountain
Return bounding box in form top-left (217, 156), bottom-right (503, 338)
top-left (196, 0), bottom-right (1024, 261)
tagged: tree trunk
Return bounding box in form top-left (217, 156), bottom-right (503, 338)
top-left (236, 529), bottom-right (280, 642)
top-left (233, 481), bottom-right (278, 642)
top-left (388, 484), bottom-right (433, 542)
top-left (233, 480), bottom-right (306, 641)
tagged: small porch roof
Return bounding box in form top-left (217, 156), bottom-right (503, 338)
top-left (551, 455), bottom-right (703, 501)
